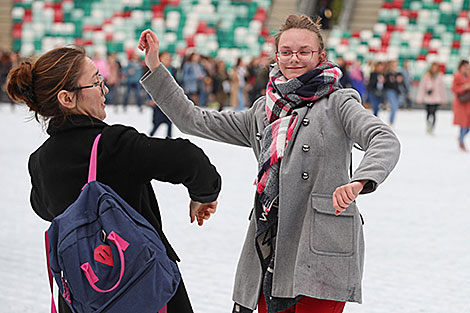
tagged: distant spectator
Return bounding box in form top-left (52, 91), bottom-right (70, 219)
top-left (149, 51), bottom-right (174, 138)
top-left (247, 56), bottom-right (269, 105)
top-left (199, 56), bottom-right (215, 107)
top-left (212, 59), bottom-right (230, 110)
top-left (182, 52), bottom-right (205, 106)
top-left (105, 52), bottom-right (121, 105)
top-left (416, 62), bottom-right (447, 135)
top-left (349, 60), bottom-right (366, 102)
top-left (230, 57), bottom-right (247, 111)
top-left (92, 51), bottom-right (109, 81)
top-left (316, 0), bottom-right (333, 29)
top-left (452, 60), bottom-right (470, 151)
top-left (367, 61), bottom-right (385, 116)
top-left (123, 53), bottom-right (144, 111)
top-left (399, 60), bottom-right (412, 109)
top-left (336, 57), bottom-right (352, 88)
top-left (384, 60), bottom-right (401, 125)
top-left (0, 51), bottom-right (13, 103)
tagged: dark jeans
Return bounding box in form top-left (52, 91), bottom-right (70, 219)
top-left (150, 106), bottom-right (172, 138)
top-left (123, 82), bottom-right (142, 109)
top-left (425, 104), bottom-right (439, 129)
top-left (368, 91), bottom-right (383, 116)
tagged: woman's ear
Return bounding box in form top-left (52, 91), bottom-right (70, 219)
top-left (319, 51), bottom-right (326, 64)
top-left (57, 90), bottom-right (76, 110)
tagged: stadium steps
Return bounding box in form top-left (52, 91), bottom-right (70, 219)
top-left (349, 0), bottom-right (383, 31)
top-left (0, 0), bottom-right (13, 50)
top-left (266, 0), bottom-right (298, 33)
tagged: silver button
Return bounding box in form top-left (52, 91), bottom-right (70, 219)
top-left (256, 132), bottom-right (262, 140)
top-left (302, 172), bottom-right (309, 180)
top-left (302, 118), bottom-right (310, 126)
top-left (302, 144), bottom-right (310, 152)
top-left (307, 102), bottom-right (313, 108)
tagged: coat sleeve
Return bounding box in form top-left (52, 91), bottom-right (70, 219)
top-left (140, 64), bottom-right (254, 147)
top-left (28, 154), bottom-right (54, 221)
top-left (335, 89), bottom-right (401, 194)
top-left (102, 126), bottom-right (221, 203)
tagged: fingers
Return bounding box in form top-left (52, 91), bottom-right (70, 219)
top-left (190, 200), bottom-right (217, 226)
top-left (138, 29), bottom-right (159, 51)
top-left (333, 183), bottom-right (359, 216)
top-left (189, 200), bottom-right (200, 224)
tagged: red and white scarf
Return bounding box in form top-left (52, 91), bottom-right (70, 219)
top-left (256, 62), bottom-right (343, 211)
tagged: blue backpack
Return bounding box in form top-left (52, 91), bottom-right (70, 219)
top-left (45, 134), bottom-right (181, 313)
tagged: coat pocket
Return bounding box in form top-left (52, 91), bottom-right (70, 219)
top-left (309, 194), bottom-right (355, 257)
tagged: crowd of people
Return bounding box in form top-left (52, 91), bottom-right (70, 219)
top-left (1, 46), bottom-right (469, 145)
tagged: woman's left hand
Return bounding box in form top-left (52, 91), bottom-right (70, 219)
top-left (332, 181), bottom-right (366, 215)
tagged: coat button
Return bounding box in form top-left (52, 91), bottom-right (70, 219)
top-left (302, 118), bottom-right (310, 126)
top-left (307, 102), bottom-right (313, 108)
top-left (302, 172), bottom-right (309, 180)
top-left (256, 132), bottom-right (262, 140)
top-left (302, 144), bottom-right (310, 152)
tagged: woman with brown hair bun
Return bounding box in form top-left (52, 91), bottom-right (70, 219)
top-left (139, 14), bottom-right (400, 313)
top-left (7, 46), bottom-right (221, 313)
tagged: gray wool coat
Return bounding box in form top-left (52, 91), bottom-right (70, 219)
top-left (141, 65), bottom-right (400, 309)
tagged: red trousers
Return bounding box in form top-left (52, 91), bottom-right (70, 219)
top-left (258, 293), bottom-right (345, 313)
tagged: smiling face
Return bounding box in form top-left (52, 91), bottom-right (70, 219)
top-left (276, 28), bottom-right (325, 80)
top-left (73, 57), bottom-right (108, 120)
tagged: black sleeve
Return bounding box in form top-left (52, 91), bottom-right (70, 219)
top-left (102, 126), bottom-right (221, 203)
top-left (28, 154), bottom-right (54, 221)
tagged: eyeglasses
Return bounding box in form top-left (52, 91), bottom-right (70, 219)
top-left (70, 74), bottom-right (106, 95)
top-left (276, 49), bottom-right (318, 63)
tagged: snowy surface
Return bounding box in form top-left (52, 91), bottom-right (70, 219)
top-left (1, 103), bottom-right (469, 313)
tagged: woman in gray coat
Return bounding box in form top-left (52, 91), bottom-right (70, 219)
top-left (138, 15), bottom-right (400, 313)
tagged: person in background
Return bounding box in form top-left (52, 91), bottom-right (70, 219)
top-left (416, 62), bottom-right (447, 135)
top-left (7, 45), bottom-right (221, 313)
top-left (451, 59), bottom-right (470, 151)
top-left (92, 51), bottom-right (109, 82)
top-left (182, 52), bottom-right (204, 106)
top-left (384, 60), bottom-right (401, 126)
top-left (247, 56), bottom-right (270, 107)
top-left (367, 61), bottom-right (385, 116)
top-left (230, 57), bottom-right (247, 111)
top-left (199, 56), bottom-right (214, 107)
top-left (105, 52), bottom-right (121, 106)
top-left (349, 60), bottom-right (366, 103)
top-left (123, 53), bottom-right (144, 111)
top-left (336, 56), bottom-right (352, 88)
top-left (149, 51), bottom-right (174, 138)
top-left (139, 14), bottom-right (400, 313)
top-left (400, 59), bottom-right (412, 110)
top-left (213, 59), bottom-right (230, 110)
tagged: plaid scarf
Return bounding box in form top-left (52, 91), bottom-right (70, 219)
top-left (256, 61), bottom-right (343, 211)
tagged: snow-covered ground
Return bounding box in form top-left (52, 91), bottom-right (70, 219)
top-left (1, 103), bottom-right (469, 313)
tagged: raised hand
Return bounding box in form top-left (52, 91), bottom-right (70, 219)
top-left (332, 180), bottom-right (366, 215)
top-left (138, 29), bottom-right (160, 72)
top-left (189, 200), bottom-right (218, 226)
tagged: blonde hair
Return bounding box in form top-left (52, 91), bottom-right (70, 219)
top-left (274, 15), bottom-right (325, 54)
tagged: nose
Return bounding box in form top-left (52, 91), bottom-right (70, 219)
top-left (290, 52), bottom-right (300, 62)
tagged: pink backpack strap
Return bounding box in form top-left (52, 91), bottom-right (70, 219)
top-left (87, 134), bottom-right (102, 183)
top-left (45, 231), bottom-right (58, 313)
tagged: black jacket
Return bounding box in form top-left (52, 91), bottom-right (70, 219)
top-left (29, 114), bottom-right (221, 313)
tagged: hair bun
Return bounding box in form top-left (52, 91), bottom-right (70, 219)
top-left (7, 61), bottom-right (36, 107)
